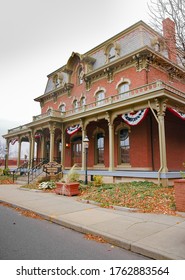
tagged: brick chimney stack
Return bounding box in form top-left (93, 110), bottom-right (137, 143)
top-left (162, 18), bottom-right (177, 63)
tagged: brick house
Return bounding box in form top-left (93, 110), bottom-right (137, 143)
top-left (3, 19), bottom-right (185, 186)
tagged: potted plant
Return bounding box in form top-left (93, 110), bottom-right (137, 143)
top-left (174, 163), bottom-right (185, 212)
top-left (55, 164), bottom-right (80, 196)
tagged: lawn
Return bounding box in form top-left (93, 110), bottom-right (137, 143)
top-left (80, 181), bottom-right (176, 215)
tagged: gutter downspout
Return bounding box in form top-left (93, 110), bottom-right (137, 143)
top-left (148, 101), bottom-right (162, 185)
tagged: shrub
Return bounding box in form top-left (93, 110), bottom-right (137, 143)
top-left (3, 168), bottom-right (10, 176)
top-left (38, 181), bottom-right (56, 190)
top-left (93, 175), bottom-right (103, 187)
top-left (65, 164), bottom-right (80, 183)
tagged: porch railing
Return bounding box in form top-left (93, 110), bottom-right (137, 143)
top-left (34, 80), bottom-right (185, 119)
top-left (7, 80), bottom-right (185, 134)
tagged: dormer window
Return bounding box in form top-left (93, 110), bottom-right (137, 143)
top-left (53, 75), bottom-right (60, 88)
top-left (104, 42), bottom-right (120, 63)
top-left (78, 66), bottom-right (84, 85)
top-left (53, 73), bottom-right (64, 88)
top-left (108, 46), bottom-right (116, 62)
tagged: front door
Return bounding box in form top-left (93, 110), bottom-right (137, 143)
top-left (72, 137), bottom-right (82, 167)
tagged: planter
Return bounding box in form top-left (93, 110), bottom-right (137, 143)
top-left (55, 182), bottom-right (80, 196)
top-left (174, 179), bottom-right (185, 212)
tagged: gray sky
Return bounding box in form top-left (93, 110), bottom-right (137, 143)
top-left (0, 0), bottom-right (149, 128)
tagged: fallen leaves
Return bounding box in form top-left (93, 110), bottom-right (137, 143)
top-left (84, 233), bottom-right (107, 243)
top-left (0, 178), bottom-right (14, 184)
top-left (80, 181), bottom-right (176, 215)
top-left (0, 202), bottom-right (43, 220)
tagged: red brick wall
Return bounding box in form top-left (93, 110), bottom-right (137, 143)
top-left (165, 111), bottom-right (185, 170)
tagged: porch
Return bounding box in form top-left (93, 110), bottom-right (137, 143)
top-left (3, 80), bottom-right (185, 186)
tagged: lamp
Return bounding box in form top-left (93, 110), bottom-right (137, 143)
top-left (83, 135), bottom-right (89, 184)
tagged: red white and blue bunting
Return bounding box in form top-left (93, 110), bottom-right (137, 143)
top-left (66, 124), bottom-right (81, 135)
top-left (121, 109), bottom-right (149, 126)
top-left (168, 108), bottom-right (185, 120)
top-left (35, 133), bottom-right (42, 139)
top-left (10, 138), bottom-right (18, 145)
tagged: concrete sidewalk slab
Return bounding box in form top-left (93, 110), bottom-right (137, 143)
top-left (1, 184), bottom-right (185, 260)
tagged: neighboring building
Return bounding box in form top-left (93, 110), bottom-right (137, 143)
top-left (3, 19), bottom-right (185, 186)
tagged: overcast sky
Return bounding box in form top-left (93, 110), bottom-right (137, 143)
top-left (0, 0), bottom-right (149, 131)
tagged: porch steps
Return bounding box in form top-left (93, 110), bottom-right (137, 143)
top-left (15, 171), bottom-right (46, 186)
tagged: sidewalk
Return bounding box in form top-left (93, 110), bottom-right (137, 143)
top-left (1, 184), bottom-right (185, 260)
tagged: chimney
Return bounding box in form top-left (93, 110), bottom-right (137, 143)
top-left (162, 18), bottom-right (177, 63)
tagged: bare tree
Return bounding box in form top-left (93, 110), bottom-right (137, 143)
top-left (148, 0), bottom-right (185, 66)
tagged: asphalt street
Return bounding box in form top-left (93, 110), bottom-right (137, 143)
top-left (0, 204), bottom-right (150, 260)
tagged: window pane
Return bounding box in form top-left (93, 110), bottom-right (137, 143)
top-left (120, 129), bottom-right (130, 163)
top-left (96, 91), bottom-right (105, 106)
top-left (119, 83), bottom-right (129, 94)
top-left (97, 133), bottom-right (104, 164)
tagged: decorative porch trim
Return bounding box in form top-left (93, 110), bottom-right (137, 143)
top-left (168, 108), bottom-right (185, 120)
top-left (66, 124), bottom-right (81, 135)
top-left (10, 138), bottom-right (18, 145)
top-left (121, 108), bottom-right (149, 126)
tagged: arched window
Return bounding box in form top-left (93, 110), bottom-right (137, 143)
top-left (53, 75), bottom-right (60, 88)
top-left (117, 82), bottom-right (130, 99)
top-left (108, 46), bottom-right (116, 62)
top-left (96, 90), bottom-right (105, 106)
top-left (77, 66), bottom-right (84, 85)
top-left (96, 133), bottom-right (104, 164)
top-left (119, 129), bottom-right (130, 164)
top-left (80, 96), bottom-right (86, 107)
top-left (104, 42), bottom-right (120, 63)
top-left (118, 82), bottom-right (129, 94)
top-left (73, 99), bottom-right (78, 112)
top-left (47, 108), bottom-right (53, 115)
top-left (59, 104), bottom-right (65, 113)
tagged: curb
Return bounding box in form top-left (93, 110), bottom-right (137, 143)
top-left (0, 199), bottom-right (174, 260)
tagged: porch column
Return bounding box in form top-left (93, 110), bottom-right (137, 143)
top-left (61, 125), bottom-right (65, 168)
top-left (49, 124), bottom-right (55, 162)
top-left (158, 114), bottom-right (168, 172)
top-left (106, 112), bottom-right (114, 171)
top-left (28, 133), bottom-right (32, 168)
top-left (81, 126), bottom-right (86, 171)
top-left (40, 134), bottom-right (45, 161)
top-left (17, 138), bottom-right (21, 167)
top-left (108, 122), bottom-right (114, 171)
top-left (30, 130), bottom-right (35, 168)
top-left (156, 99), bottom-right (168, 186)
top-left (5, 139), bottom-right (9, 169)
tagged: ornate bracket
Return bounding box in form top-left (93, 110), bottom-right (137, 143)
top-left (133, 53), bottom-right (155, 72)
top-left (104, 67), bottom-right (114, 82)
top-left (155, 98), bottom-right (168, 116)
top-left (84, 76), bottom-right (91, 91)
